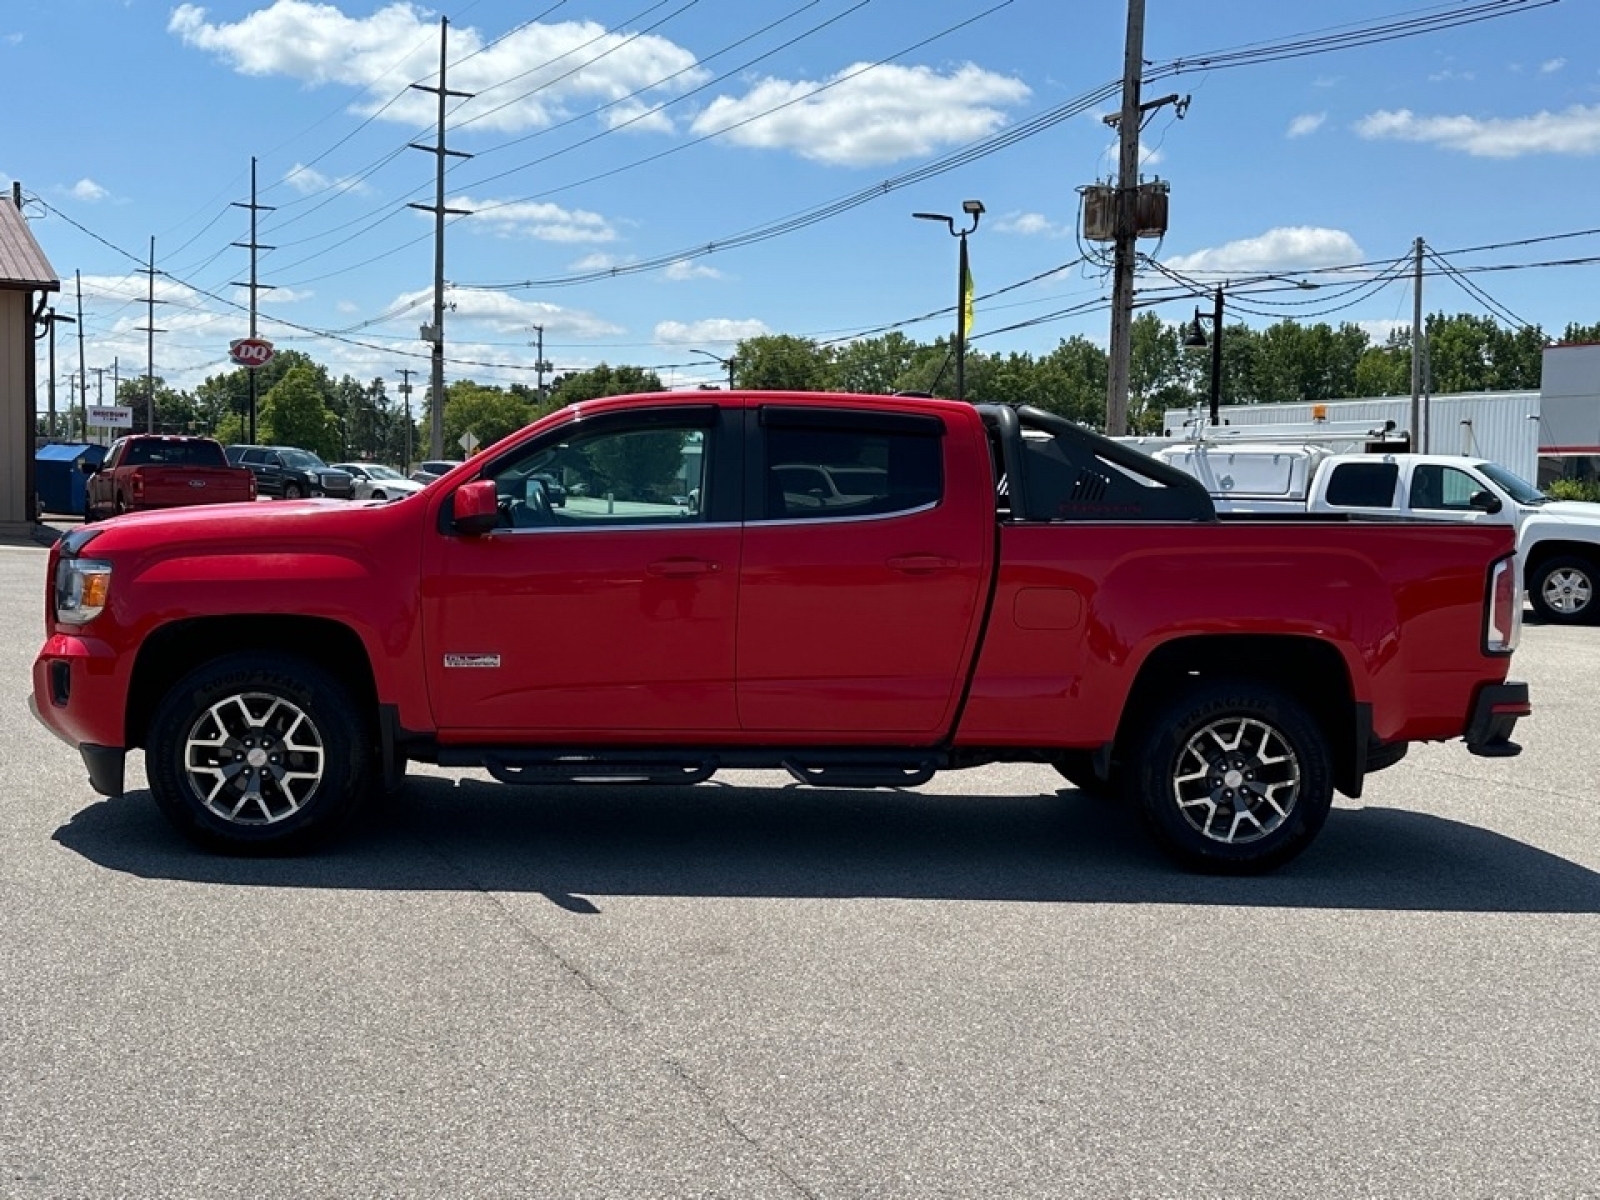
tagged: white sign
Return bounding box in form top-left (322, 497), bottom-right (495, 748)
top-left (459, 430), bottom-right (480, 454)
top-left (87, 405), bottom-right (134, 428)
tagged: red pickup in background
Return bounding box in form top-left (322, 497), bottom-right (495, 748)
top-left (34, 392), bottom-right (1529, 873)
top-left (82, 434), bottom-right (256, 521)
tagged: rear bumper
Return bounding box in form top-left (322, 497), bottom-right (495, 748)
top-left (1465, 681), bottom-right (1530, 758)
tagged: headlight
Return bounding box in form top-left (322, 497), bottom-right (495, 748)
top-left (55, 558), bottom-right (113, 624)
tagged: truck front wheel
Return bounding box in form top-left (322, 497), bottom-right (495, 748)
top-left (1529, 555), bottom-right (1598, 625)
top-left (1131, 681), bottom-right (1333, 874)
top-left (146, 653), bottom-right (371, 854)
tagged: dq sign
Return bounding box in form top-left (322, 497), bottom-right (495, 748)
top-left (229, 336), bottom-right (275, 369)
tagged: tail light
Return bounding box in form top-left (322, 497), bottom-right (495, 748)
top-left (247, 476), bottom-right (258, 500)
top-left (130, 469), bottom-right (145, 500)
top-left (1485, 554), bottom-right (1520, 655)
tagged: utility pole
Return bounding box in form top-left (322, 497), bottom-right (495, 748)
top-left (232, 157), bottom-right (276, 445)
top-left (395, 368), bottom-right (414, 470)
top-left (136, 237), bottom-right (165, 434)
top-left (531, 324), bottom-right (553, 399)
top-left (1410, 236), bottom-right (1425, 454)
top-left (75, 270), bottom-right (87, 436)
top-left (1103, 0), bottom-right (1147, 437)
top-left (408, 17), bottom-right (474, 459)
top-left (45, 309), bottom-right (74, 439)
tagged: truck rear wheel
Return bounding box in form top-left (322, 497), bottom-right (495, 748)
top-left (1529, 555), bottom-right (1599, 625)
top-left (1130, 681), bottom-right (1333, 874)
top-left (146, 653), bottom-right (371, 854)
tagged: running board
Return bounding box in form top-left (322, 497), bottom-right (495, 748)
top-left (483, 753), bottom-right (717, 786)
top-left (781, 758), bottom-right (938, 789)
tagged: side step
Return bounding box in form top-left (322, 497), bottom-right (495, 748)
top-left (483, 753), bottom-right (718, 786)
top-left (782, 757), bottom-right (938, 789)
top-left (462, 749), bottom-right (946, 789)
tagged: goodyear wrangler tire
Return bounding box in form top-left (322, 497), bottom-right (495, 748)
top-left (1131, 681), bottom-right (1333, 874)
top-left (147, 653), bottom-right (371, 854)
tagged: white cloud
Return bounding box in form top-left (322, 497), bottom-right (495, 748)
top-left (1427, 69), bottom-right (1475, 83)
top-left (282, 163), bottom-right (368, 196)
top-left (1355, 319), bottom-right (1408, 345)
top-left (1163, 227), bottom-right (1364, 275)
top-left (995, 212), bottom-right (1068, 238)
top-left (5, 32), bottom-right (22, 46)
top-left (690, 62), bottom-right (1029, 167)
top-left (452, 196), bottom-right (617, 243)
top-left (654, 318), bottom-right (769, 344)
top-left (568, 252), bottom-right (628, 272)
top-left (1355, 104), bottom-right (1600, 157)
top-left (388, 286), bottom-right (624, 339)
top-left (603, 99), bottom-right (674, 134)
top-left (1540, 58), bottom-right (1566, 74)
top-left (169, 2), bottom-right (706, 135)
top-left (662, 259), bottom-right (722, 281)
top-left (1287, 113), bottom-right (1326, 138)
top-left (70, 178), bottom-right (110, 202)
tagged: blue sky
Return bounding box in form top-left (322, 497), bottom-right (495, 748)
top-left (6, 0), bottom-right (1598, 399)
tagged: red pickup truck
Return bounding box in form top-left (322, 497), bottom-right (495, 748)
top-left (83, 434), bottom-right (256, 520)
top-left (32, 392), bottom-right (1529, 872)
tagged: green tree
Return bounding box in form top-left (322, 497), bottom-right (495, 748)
top-left (550, 363), bottom-right (664, 406)
top-left (1130, 312), bottom-right (1192, 428)
top-left (734, 334), bottom-right (833, 391)
top-left (117, 376), bottom-right (196, 435)
top-left (260, 364), bottom-right (338, 457)
top-left (443, 380), bottom-right (536, 453)
top-left (1032, 336), bottom-right (1109, 426)
top-left (828, 332), bottom-right (920, 394)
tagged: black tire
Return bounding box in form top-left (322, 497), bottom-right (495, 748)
top-left (1529, 555), bottom-right (1599, 625)
top-left (371, 490), bottom-right (386, 501)
top-left (146, 653), bottom-right (371, 854)
top-left (1130, 681), bottom-right (1333, 874)
top-left (1052, 750), bottom-right (1121, 800)
top-left (282, 481), bottom-right (304, 500)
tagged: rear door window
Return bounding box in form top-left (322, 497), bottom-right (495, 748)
top-left (756, 408), bottom-right (942, 521)
top-left (1324, 461), bottom-right (1400, 508)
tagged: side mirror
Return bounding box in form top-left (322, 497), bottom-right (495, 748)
top-left (1469, 489), bottom-right (1503, 514)
top-left (79, 459), bottom-right (100, 476)
top-left (452, 478), bottom-right (500, 535)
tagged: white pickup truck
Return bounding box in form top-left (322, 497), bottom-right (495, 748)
top-left (1151, 441), bottom-right (1600, 626)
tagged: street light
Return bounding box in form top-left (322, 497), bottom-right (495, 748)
top-left (913, 199), bottom-right (984, 401)
top-left (1183, 277), bottom-right (1318, 425)
top-left (691, 348), bottom-right (736, 389)
top-left (1183, 287), bottom-right (1226, 427)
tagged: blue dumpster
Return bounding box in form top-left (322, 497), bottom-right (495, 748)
top-left (35, 443), bottom-right (108, 517)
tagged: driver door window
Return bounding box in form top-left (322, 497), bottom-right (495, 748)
top-left (490, 424), bottom-right (708, 528)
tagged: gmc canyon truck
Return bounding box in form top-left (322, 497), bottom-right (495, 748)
top-left (32, 392), bottom-right (1529, 873)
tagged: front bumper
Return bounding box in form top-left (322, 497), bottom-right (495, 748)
top-left (1465, 681), bottom-right (1530, 758)
top-left (28, 692), bottom-right (126, 797)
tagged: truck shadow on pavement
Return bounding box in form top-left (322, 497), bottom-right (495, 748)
top-left (53, 775), bottom-right (1600, 915)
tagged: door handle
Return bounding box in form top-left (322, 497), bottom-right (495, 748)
top-left (886, 554), bottom-right (957, 574)
top-left (647, 558), bottom-right (721, 577)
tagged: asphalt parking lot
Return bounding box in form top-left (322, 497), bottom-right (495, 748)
top-left (2, 532), bottom-right (1597, 1199)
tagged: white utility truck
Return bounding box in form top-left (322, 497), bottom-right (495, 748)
top-left (1147, 436), bottom-right (1600, 626)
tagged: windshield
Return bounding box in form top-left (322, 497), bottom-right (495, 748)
top-left (1475, 461), bottom-right (1547, 505)
top-left (365, 465), bottom-right (404, 480)
top-left (281, 449), bottom-right (328, 470)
